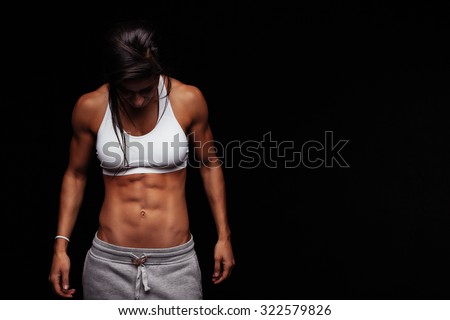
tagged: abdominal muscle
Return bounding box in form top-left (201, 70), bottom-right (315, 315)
top-left (96, 169), bottom-right (191, 248)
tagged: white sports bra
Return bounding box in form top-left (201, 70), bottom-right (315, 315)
top-left (95, 76), bottom-right (189, 176)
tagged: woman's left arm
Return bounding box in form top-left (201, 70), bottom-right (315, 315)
top-left (186, 85), bottom-right (235, 284)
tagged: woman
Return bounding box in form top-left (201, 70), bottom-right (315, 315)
top-left (48, 19), bottom-right (235, 300)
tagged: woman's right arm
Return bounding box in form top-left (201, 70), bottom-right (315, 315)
top-left (48, 94), bottom-right (98, 298)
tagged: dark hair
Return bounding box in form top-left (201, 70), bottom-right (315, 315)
top-left (103, 19), bottom-right (162, 85)
top-left (101, 19), bottom-right (172, 174)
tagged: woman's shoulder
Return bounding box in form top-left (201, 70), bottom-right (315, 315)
top-left (168, 76), bottom-right (202, 94)
top-left (167, 77), bottom-right (206, 108)
top-left (72, 84), bottom-right (109, 131)
top-left (75, 84), bottom-right (109, 111)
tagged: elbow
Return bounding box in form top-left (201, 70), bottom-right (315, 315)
top-left (200, 157), bottom-right (223, 170)
top-left (65, 167), bottom-right (89, 182)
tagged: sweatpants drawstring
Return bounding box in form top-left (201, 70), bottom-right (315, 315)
top-left (131, 254), bottom-right (150, 299)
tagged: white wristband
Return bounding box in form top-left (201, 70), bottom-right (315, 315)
top-left (55, 235), bottom-right (70, 242)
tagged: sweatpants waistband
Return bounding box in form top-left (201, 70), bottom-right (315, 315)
top-left (91, 232), bottom-right (196, 265)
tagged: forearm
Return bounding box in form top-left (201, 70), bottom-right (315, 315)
top-left (199, 165), bottom-right (230, 240)
top-left (54, 170), bottom-right (88, 253)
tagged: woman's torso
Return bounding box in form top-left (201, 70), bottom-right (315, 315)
top-left (88, 76), bottom-right (192, 248)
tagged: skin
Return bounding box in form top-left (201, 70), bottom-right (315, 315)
top-left (48, 76), bottom-right (235, 298)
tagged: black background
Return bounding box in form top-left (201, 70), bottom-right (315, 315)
top-left (2, 1), bottom-right (450, 300)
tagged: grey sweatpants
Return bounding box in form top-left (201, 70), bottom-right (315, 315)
top-left (82, 232), bottom-right (203, 300)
